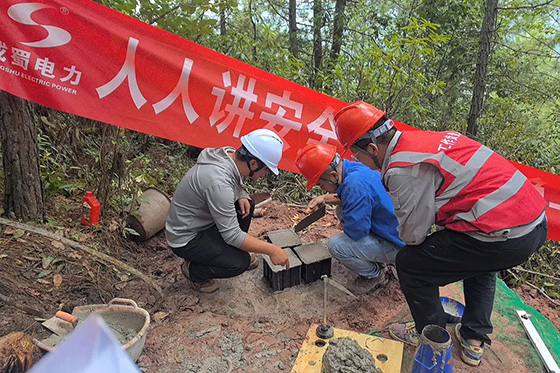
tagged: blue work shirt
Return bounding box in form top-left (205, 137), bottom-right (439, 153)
top-left (336, 160), bottom-right (404, 247)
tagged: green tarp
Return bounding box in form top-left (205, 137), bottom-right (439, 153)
top-left (492, 279), bottom-right (559, 368)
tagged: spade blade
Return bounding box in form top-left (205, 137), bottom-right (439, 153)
top-left (294, 205), bottom-right (326, 233)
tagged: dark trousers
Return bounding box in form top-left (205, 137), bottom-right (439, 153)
top-left (396, 219), bottom-right (548, 344)
top-left (172, 199), bottom-right (255, 283)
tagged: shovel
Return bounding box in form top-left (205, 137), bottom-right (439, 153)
top-left (41, 311), bottom-right (77, 336)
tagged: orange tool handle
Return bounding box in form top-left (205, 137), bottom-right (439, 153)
top-left (55, 311), bottom-right (77, 323)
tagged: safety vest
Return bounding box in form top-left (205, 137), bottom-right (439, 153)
top-left (384, 131), bottom-right (548, 233)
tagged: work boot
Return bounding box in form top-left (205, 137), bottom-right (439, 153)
top-left (455, 323), bottom-right (484, 366)
top-left (389, 322), bottom-right (420, 346)
top-left (180, 261), bottom-right (219, 293)
top-left (248, 254), bottom-right (259, 270)
top-left (387, 264), bottom-right (399, 281)
top-left (353, 269), bottom-right (387, 294)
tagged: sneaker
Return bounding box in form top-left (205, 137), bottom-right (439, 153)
top-left (248, 254), bottom-right (259, 270)
top-left (180, 261), bottom-right (219, 293)
top-left (389, 322), bottom-right (420, 346)
top-left (455, 323), bottom-right (484, 366)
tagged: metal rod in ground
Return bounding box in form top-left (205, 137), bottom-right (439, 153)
top-left (322, 275), bottom-right (328, 326)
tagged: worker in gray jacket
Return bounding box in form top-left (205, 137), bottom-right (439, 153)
top-left (166, 129), bottom-right (289, 293)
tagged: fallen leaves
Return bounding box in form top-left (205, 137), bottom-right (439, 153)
top-left (153, 311), bottom-right (169, 322)
top-left (4, 228), bottom-right (25, 239)
top-left (22, 256), bottom-right (40, 262)
top-left (51, 240), bottom-right (64, 249)
top-left (53, 274), bottom-right (63, 287)
top-left (42, 255), bottom-right (54, 269)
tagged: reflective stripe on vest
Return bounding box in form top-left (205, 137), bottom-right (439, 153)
top-left (385, 131), bottom-right (548, 233)
top-left (454, 170), bottom-right (526, 223)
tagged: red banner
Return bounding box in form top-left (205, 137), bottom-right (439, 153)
top-left (0, 0), bottom-right (559, 241)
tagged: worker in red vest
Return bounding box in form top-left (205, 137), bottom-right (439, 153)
top-left (333, 101), bottom-right (548, 366)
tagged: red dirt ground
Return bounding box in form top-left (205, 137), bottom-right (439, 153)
top-left (0, 199), bottom-right (558, 372)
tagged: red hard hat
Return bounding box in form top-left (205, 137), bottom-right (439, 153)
top-left (334, 101), bottom-right (387, 150)
top-left (295, 143), bottom-right (337, 190)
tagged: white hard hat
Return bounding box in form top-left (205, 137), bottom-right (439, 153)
top-left (240, 129), bottom-right (284, 175)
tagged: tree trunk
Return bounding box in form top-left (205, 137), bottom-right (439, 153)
top-left (219, 5), bottom-right (227, 36)
top-left (248, 0), bottom-right (257, 61)
top-left (0, 91), bottom-right (44, 221)
top-left (330, 0), bottom-right (346, 68)
top-left (288, 0), bottom-right (298, 57)
top-left (467, 0), bottom-right (498, 138)
top-left (311, 0), bottom-right (323, 89)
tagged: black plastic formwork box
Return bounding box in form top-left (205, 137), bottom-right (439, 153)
top-left (263, 248), bottom-right (302, 291)
top-left (293, 240), bottom-right (332, 284)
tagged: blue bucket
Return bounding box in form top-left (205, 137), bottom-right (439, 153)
top-left (440, 296), bottom-right (465, 324)
top-left (412, 325), bottom-right (453, 373)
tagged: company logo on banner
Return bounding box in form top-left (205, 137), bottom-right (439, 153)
top-left (0, 0), bottom-right (559, 241)
top-left (8, 3), bottom-right (71, 48)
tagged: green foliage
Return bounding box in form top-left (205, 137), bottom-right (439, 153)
top-left (244, 171), bottom-right (323, 205)
top-left (38, 131), bottom-right (84, 195)
top-left (504, 240), bottom-right (560, 300)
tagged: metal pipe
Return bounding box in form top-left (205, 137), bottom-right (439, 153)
top-left (322, 275), bottom-right (328, 326)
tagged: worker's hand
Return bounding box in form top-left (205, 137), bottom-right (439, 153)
top-left (308, 196), bottom-right (325, 210)
top-left (237, 198), bottom-right (252, 219)
top-left (270, 246), bottom-right (290, 270)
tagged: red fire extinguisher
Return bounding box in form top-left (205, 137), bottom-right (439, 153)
top-left (81, 191), bottom-right (100, 226)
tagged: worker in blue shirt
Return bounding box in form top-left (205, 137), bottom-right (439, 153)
top-left (296, 143), bottom-right (404, 291)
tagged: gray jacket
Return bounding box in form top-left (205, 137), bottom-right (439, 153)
top-left (166, 147), bottom-right (250, 248)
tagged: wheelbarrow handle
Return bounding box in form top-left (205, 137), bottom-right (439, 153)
top-left (108, 298), bottom-right (138, 308)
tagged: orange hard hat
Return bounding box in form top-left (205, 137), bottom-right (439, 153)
top-left (296, 143), bottom-right (337, 190)
top-left (334, 101), bottom-right (387, 150)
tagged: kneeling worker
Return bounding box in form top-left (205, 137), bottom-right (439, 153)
top-left (166, 129), bottom-right (289, 293)
top-left (295, 143), bottom-right (404, 291)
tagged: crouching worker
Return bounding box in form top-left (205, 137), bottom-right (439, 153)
top-left (295, 143), bottom-right (404, 292)
top-left (334, 101), bottom-right (548, 366)
top-left (166, 129), bottom-right (290, 293)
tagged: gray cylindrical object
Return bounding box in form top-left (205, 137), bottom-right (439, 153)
top-left (127, 187), bottom-right (171, 241)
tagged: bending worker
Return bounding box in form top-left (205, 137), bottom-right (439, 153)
top-left (333, 101), bottom-right (548, 366)
top-left (166, 129), bottom-right (289, 293)
top-left (295, 143), bottom-right (404, 292)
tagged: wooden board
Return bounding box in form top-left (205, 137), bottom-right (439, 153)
top-left (292, 324), bottom-right (403, 373)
